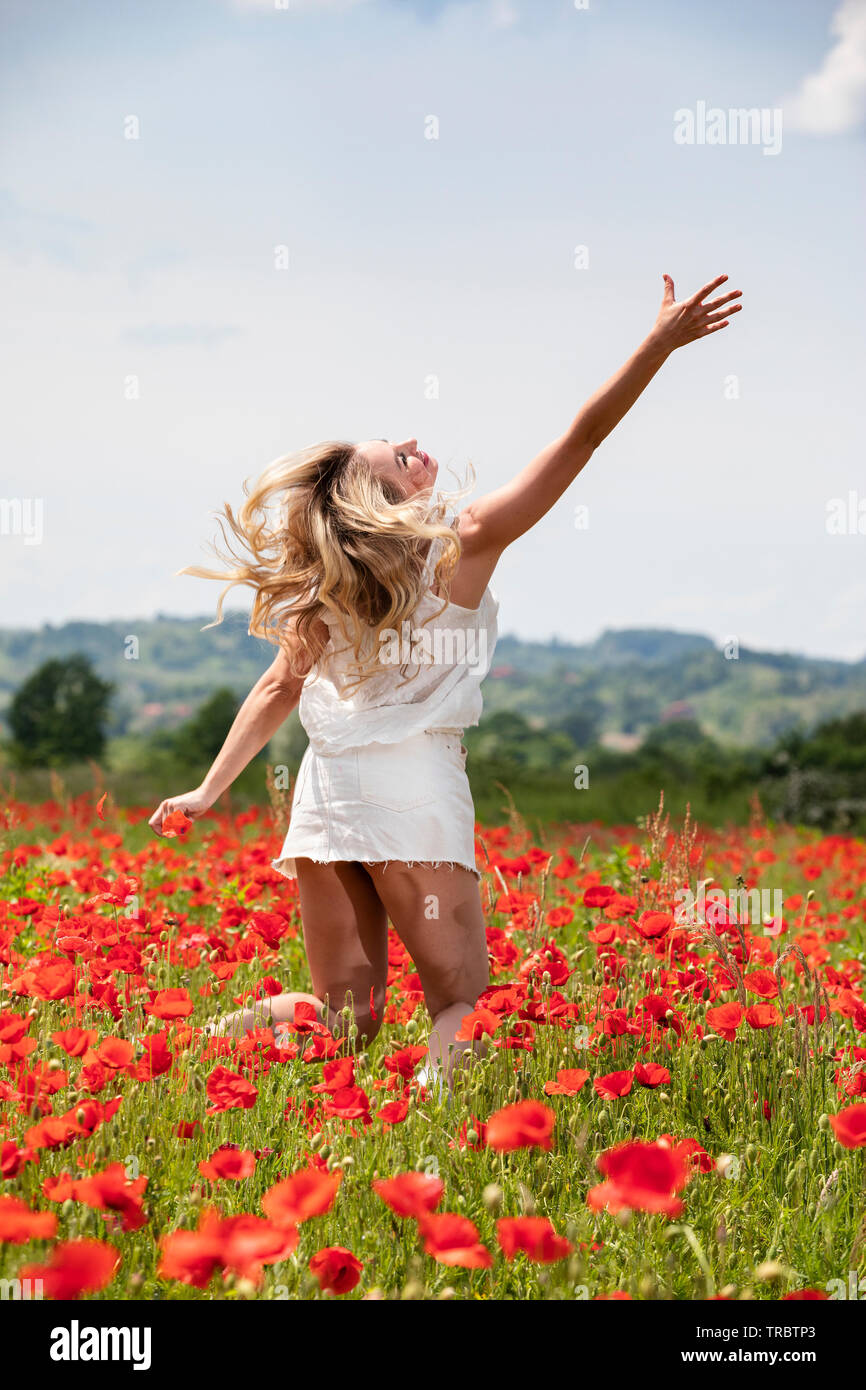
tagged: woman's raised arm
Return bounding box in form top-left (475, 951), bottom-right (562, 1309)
top-left (459, 273), bottom-right (742, 555)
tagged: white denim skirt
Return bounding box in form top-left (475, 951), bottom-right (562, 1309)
top-left (271, 729), bottom-right (481, 882)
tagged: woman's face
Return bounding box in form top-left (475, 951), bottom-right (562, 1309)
top-left (359, 438), bottom-right (439, 497)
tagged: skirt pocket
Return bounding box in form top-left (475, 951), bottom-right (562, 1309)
top-left (357, 742), bottom-right (439, 812)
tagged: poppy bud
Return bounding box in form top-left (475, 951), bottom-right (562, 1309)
top-left (482, 1183), bottom-right (503, 1212)
top-left (466, 1129), bottom-right (479, 1146)
top-left (406, 1021), bottom-right (417, 1038)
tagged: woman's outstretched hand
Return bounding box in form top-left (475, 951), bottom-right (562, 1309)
top-left (149, 786), bottom-right (214, 837)
top-left (652, 273), bottom-right (743, 351)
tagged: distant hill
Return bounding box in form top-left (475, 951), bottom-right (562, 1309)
top-left (0, 616), bottom-right (863, 749)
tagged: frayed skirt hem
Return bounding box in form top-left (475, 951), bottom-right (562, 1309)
top-left (271, 855), bottom-right (481, 883)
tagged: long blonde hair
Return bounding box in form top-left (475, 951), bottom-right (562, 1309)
top-left (184, 441), bottom-right (475, 692)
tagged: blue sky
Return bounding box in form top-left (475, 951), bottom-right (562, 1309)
top-left (1, 0), bottom-right (864, 658)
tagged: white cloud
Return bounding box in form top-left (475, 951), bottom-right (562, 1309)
top-left (782, 0), bottom-right (866, 134)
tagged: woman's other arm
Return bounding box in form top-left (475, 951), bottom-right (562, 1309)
top-left (148, 621), bottom-right (324, 836)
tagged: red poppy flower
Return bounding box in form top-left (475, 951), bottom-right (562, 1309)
top-left (372, 1171), bottom-right (444, 1218)
top-left (382, 1045), bottom-right (428, 1080)
top-left (544, 1068), bottom-right (590, 1096)
top-left (416, 1212), bottom-right (493, 1268)
top-left (310, 1056), bottom-right (355, 1094)
top-left (632, 911), bottom-right (674, 940)
top-left (583, 885), bottom-right (617, 908)
top-left (28, 959), bottom-right (75, 1001)
top-left (262, 1167), bottom-right (342, 1226)
top-left (95, 1037), bottom-right (135, 1069)
top-left (219, 1214), bottom-right (298, 1281)
top-left (309, 1246), bottom-right (364, 1294)
top-left (20, 1238), bottom-right (120, 1299)
top-left (72, 1163), bottom-right (149, 1232)
top-left (376, 1098), bottom-right (410, 1126)
top-left (205, 1065), bottom-right (259, 1113)
top-left (586, 1140), bottom-right (692, 1218)
top-left (593, 1070), bottom-right (634, 1100)
top-left (134, 1031), bottom-right (173, 1081)
top-left (51, 1027), bottom-right (98, 1057)
top-left (42, 1172), bottom-right (76, 1201)
top-left (705, 1003), bottom-right (744, 1041)
top-left (634, 1062), bottom-right (671, 1088)
top-left (496, 1216), bottom-right (573, 1263)
top-left (744, 970), bottom-right (779, 999)
top-left (161, 809), bottom-right (193, 838)
top-left (323, 1085), bottom-right (371, 1123)
top-left (829, 1103), bottom-right (866, 1149)
top-left (0, 1194), bottom-right (58, 1243)
top-left (1, 1141), bottom-right (35, 1179)
top-left (485, 1100), bottom-right (556, 1152)
top-left (158, 1207), bottom-right (227, 1288)
top-left (199, 1148), bottom-right (257, 1181)
top-left (144, 987), bottom-right (194, 1020)
top-left (455, 1008), bottom-right (501, 1041)
top-left (744, 1004), bottom-right (782, 1030)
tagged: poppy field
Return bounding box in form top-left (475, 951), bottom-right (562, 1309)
top-left (1, 787), bottom-right (865, 1303)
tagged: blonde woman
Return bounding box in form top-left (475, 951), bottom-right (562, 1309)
top-left (149, 272), bottom-right (742, 1096)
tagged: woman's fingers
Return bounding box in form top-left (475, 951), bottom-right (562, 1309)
top-left (149, 801), bottom-right (168, 836)
top-left (703, 289), bottom-right (742, 311)
top-left (703, 306), bottom-right (741, 326)
top-left (687, 273), bottom-right (728, 306)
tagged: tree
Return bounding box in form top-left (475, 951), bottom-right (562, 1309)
top-left (173, 688), bottom-right (240, 767)
top-left (7, 654), bottom-right (114, 768)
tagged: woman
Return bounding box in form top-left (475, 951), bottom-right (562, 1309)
top-left (149, 271), bottom-right (743, 1096)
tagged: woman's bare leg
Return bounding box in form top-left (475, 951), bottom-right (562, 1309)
top-left (361, 862), bottom-right (490, 1088)
top-left (206, 859), bottom-right (389, 1042)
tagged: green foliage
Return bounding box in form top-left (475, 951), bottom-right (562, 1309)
top-left (172, 687), bottom-right (240, 768)
top-left (5, 654), bottom-right (113, 768)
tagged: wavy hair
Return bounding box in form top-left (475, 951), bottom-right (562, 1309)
top-left (182, 441), bottom-right (475, 693)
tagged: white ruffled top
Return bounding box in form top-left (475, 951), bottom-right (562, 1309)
top-left (298, 521), bottom-right (500, 755)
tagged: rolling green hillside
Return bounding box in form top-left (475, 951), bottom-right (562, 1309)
top-left (0, 616), bottom-right (864, 749)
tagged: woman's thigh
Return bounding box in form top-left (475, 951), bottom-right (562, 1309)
top-left (362, 862), bottom-right (490, 1019)
top-left (295, 858), bottom-right (390, 1022)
